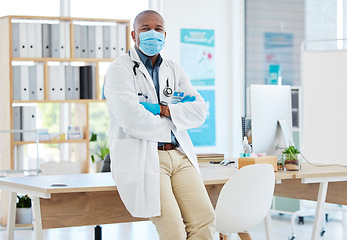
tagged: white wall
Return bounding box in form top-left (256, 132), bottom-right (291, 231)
top-left (150, 0), bottom-right (245, 157)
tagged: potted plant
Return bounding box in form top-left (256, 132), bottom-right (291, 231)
top-left (16, 195), bottom-right (32, 224)
top-left (282, 145), bottom-right (301, 171)
top-left (90, 133), bottom-right (109, 172)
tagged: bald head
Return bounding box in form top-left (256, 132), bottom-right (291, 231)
top-left (133, 10), bottom-right (165, 31)
top-left (131, 10), bottom-right (166, 55)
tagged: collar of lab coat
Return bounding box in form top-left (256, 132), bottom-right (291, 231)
top-left (129, 47), bottom-right (171, 103)
top-left (129, 47), bottom-right (157, 100)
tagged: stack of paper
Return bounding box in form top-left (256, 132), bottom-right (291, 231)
top-left (196, 153), bottom-right (225, 162)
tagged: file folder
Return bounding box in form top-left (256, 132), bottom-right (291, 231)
top-left (110, 25), bottom-right (117, 59)
top-left (12, 23), bottom-right (20, 58)
top-left (95, 25), bottom-right (103, 59)
top-left (42, 24), bottom-right (51, 58)
top-left (57, 64), bottom-right (66, 100)
top-left (73, 24), bottom-right (81, 58)
top-left (27, 23), bottom-right (36, 57)
top-left (36, 63), bottom-right (44, 100)
top-left (20, 66), bottom-right (30, 101)
top-left (35, 23), bottom-right (42, 58)
top-left (59, 22), bottom-right (66, 58)
top-left (19, 23), bottom-right (28, 58)
top-left (103, 26), bottom-right (111, 59)
top-left (87, 25), bottom-right (96, 58)
top-left (29, 65), bottom-right (37, 100)
top-left (12, 66), bottom-right (21, 100)
top-left (13, 106), bottom-right (22, 141)
top-left (117, 24), bottom-right (127, 56)
top-left (48, 66), bottom-right (58, 100)
top-left (22, 106), bottom-right (37, 142)
top-left (73, 66), bottom-right (80, 99)
top-left (65, 65), bottom-right (74, 100)
top-left (64, 22), bottom-right (71, 58)
top-left (79, 66), bottom-right (89, 99)
top-left (80, 25), bottom-right (88, 58)
top-left (51, 24), bottom-right (60, 58)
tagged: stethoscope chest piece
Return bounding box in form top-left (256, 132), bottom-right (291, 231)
top-left (163, 87), bottom-right (173, 97)
top-left (163, 79), bottom-right (173, 97)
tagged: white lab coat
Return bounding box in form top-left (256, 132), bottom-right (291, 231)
top-left (104, 47), bottom-right (206, 218)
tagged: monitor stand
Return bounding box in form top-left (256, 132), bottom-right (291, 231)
top-left (278, 119), bottom-right (295, 149)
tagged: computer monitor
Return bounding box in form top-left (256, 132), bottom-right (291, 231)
top-left (250, 85), bottom-right (294, 156)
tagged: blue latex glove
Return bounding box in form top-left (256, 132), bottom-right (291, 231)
top-left (140, 102), bottom-right (160, 115)
top-left (180, 95), bottom-right (196, 103)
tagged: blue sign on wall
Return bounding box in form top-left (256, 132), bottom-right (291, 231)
top-left (180, 29), bottom-right (215, 86)
top-left (188, 90), bottom-right (215, 146)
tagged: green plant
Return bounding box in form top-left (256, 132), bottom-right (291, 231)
top-left (282, 145), bottom-right (300, 160)
top-left (90, 133), bottom-right (109, 163)
top-left (16, 195), bottom-right (31, 208)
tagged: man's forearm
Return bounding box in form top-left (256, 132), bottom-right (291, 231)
top-left (160, 105), bottom-right (170, 117)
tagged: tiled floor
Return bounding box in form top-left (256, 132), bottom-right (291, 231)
top-left (1, 213), bottom-right (347, 239)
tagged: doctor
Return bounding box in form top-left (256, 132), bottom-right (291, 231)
top-left (104, 10), bottom-right (215, 240)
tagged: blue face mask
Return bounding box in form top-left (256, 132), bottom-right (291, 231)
top-left (138, 30), bottom-right (165, 56)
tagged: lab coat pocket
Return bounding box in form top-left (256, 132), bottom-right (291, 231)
top-left (111, 138), bottom-right (142, 174)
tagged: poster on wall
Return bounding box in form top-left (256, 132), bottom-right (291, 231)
top-left (188, 90), bottom-right (215, 146)
top-left (180, 29), bottom-right (215, 86)
top-left (264, 32), bottom-right (294, 85)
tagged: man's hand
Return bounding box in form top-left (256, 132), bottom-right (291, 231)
top-left (140, 102), bottom-right (161, 115)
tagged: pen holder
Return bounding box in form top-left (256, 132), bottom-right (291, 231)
top-left (283, 153), bottom-right (301, 171)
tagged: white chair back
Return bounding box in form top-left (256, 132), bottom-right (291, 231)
top-left (215, 164), bottom-right (275, 234)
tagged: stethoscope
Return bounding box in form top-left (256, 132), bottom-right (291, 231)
top-left (129, 50), bottom-right (173, 98)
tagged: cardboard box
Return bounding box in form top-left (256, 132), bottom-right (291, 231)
top-left (238, 156), bottom-right (278, 171)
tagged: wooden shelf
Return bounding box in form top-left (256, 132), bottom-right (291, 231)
top-left (2, 15), bottom-right (129, 23)
top-left (13, 139), bottom-right (89, 145)
top-left (12, 99), bottom-right (106, 104)
top-left (12, 57), bottom-right (115, 62)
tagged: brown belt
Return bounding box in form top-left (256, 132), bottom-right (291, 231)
top-left (158, 143), bottom-right (177, 151)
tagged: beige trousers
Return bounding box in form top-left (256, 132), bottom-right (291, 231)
top-left (149, 150), bottom-right (215, 240)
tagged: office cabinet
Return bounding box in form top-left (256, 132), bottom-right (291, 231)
top-left (0, 15), bottom-right (130, 173)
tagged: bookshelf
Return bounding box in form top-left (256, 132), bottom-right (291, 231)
top-left (0, 15), bottom-right (130, 174)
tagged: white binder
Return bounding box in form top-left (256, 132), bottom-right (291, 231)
top-left (59, 22), bottom-right (66, 58)
top-left (65, 65), bottom-right (74, 100)
top-left (35, 23), bottom-right (42, 58)
top-left (12, 23), bottom-right (20, 58)
top-left (27, 23), bottom-right (36, 57)
top-left (29, 65), bottom-right (37, 100)
top-left (12, 66), bottom-right (21, 100)
top-left (19, 23), bottom-right (28, 58)
top-left (22, 106), bottom-right (37, 142)
top-left (80, 25), bottom-right (88, 58)
top-left (64, 22), bottom-right (71, 58)
top-left (110, 25), bottom-right (117, 59)
top-left (87, 25), bottom-right (96, 58)
top-left (20, 65), bottom-right (30, 101)
top-left (103, 26), bottom-right (111, 58)
top-left (55, 64), bottom-right (66, 100)
top-left (42, 24), bottom-right (51, 58)
top-left (12, 106), bottom-right (22, 141)
top-left (73, 66), bottom-right (80, 99)
top-left (36, 63), bottom-right (44, 100)
top-left (95, 25), bottom-right (103, 59)
top-left (51, 24), bottom-right (60, 58)
top-left (73, 24), bottom-right (81, 58)
top-left (48, 66), bottom-right (58, 100)
top-left (117, 24), bottom-right (127, 56)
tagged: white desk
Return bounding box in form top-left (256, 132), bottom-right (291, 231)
top-left (1, 163), bottom-right (347, 240)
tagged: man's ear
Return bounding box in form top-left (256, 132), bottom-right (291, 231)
top-left (131, 31), bottom-right (136, 42)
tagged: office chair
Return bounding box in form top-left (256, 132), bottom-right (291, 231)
top-left (215, 164), bottom-right (275, 240)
